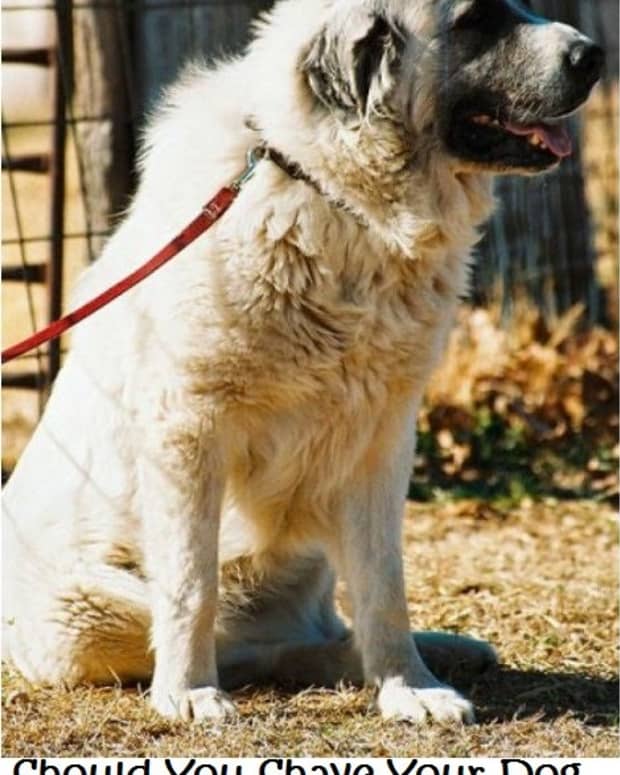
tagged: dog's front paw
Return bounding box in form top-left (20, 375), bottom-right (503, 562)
top-left (377, 677), bottom-right (474, 724)
top-left (151, 686), bottom-right (237, 722)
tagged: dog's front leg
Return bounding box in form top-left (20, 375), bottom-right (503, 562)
top-left (338, 410), bottom-right (474, 725)
top-left (138, 408), bottom-right (235, 722)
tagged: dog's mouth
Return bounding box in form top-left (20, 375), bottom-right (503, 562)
top-left (446, 103), bottom-right (576, 172)
top-left (469, 113), bottom-right (572, 157)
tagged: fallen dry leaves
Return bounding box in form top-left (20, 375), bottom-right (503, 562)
top-left (415, 304), bottom-right (618, 503)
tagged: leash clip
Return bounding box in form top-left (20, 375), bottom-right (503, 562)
top-left (230, 145), bottom-right (266, 192)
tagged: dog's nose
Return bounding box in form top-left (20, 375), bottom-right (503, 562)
top-left (566, 39), bottom-right (605, 84)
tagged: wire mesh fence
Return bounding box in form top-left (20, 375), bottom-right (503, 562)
top-left (2, 0), bottom-right (618, 442)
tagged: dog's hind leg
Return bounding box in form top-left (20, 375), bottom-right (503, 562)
top-left (413, 631), bottom-right (497, 684)
top-left (4, 563), bottom-right (153, 688)
top-left (218, 632), bottom-right (496, 691)
top-left (218, 637), bottom-right (361, 691)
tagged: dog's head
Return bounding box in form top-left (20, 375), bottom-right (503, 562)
top-left (301, 0), bottom-right (604, 174)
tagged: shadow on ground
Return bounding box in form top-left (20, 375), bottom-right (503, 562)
top-left (466, 666), bottom-right (619, 726)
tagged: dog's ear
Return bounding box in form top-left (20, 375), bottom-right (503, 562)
top-left (303, 11), bottom-right (405, 118)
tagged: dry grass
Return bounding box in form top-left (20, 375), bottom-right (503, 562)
top-left (3, 499), bottom-right (617, 757)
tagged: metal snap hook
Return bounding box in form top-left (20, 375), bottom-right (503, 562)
top-left (231, 145), bottom-right (267, 192)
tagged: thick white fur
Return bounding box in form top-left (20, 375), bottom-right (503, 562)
top-left (2, 0), bottom-right (502, 724)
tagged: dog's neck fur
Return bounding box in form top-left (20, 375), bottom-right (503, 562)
top-left (257, 115), bottom-right (496, 262)
top-left (246, 1), bottom-right (496, 263)
top-left (259, 143), bottom-right (367, 223)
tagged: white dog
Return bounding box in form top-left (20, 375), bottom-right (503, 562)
top-left (3, 0), bottom-right (602, 724)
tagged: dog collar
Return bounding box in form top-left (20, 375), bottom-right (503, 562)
top-left (259, 145), bottom-right (363, 222)
top-left (262, 145), bottom-right (324, 194)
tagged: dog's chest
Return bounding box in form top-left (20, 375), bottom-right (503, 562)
top-left (202, 188), bottom-right (472, 410)
top-left (228, 239), bottom-right (463, 401)
top-left (217, 240), bottom-right (464, 529)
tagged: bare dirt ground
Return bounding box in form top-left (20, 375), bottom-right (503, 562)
top-left (3, 499), bottom-right (617, 758)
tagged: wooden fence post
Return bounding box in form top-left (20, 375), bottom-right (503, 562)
top-left (134, 0), bottom-right (275, 115)
top-left (71, 0), bottom-right (134, 256)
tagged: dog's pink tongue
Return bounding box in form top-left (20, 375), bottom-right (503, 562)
top-left (504, 121), bottom-right (573, 158)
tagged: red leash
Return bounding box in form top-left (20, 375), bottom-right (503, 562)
top-left (2, 148), bottom-right (263, 365)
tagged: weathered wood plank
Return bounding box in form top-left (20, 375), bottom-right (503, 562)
top-left (72, 1), bottom-right (135, 256)
top-left (134, 0), bottom-right (275, 114)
